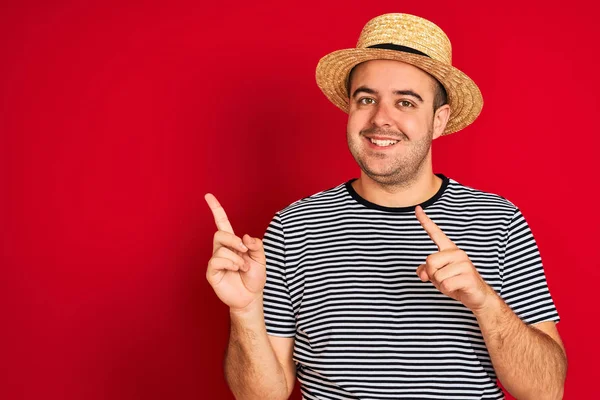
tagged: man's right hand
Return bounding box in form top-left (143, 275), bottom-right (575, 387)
top-left (204, 193), bottom-right (267, 312)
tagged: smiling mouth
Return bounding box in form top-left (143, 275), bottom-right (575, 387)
top-left (367, 137), bottom-right (399, 147)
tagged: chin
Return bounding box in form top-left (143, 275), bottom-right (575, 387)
top-left (362, 168), bottom-right (400, 182)
top-left (362, 163), bottom-right (420, 184)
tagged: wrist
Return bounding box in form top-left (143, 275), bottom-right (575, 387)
top-left (471, 286), bottom-right (502, 318)
top-left (229, 294), bottom-right (264, 319)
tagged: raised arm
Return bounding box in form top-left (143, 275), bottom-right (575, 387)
top-left (205, 194), bottom-right (296, 399)
top-left (415, 206), bottom-right (567, 399)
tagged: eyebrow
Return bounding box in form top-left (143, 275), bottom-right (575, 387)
top-left (351, 86), bottom-right (424, 103)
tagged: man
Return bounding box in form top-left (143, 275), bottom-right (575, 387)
top-left (205, 13), bottom-right (567, 400)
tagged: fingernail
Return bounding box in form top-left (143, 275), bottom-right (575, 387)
top-left (239, 243), bottom-right (248, 251)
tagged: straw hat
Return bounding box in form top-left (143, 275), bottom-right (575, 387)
top-left (315, 13), bottom-right (483, 135)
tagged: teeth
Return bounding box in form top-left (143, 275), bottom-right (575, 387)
top-left (369, 138), bottom-right (398, 146)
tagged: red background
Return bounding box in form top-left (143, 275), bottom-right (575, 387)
top-left (1, 1), bottom-right (598, 399)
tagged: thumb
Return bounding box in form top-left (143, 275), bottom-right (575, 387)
top-left (242, 234), bottom-right (266, 265)
top-left (416, 263), bottom-right (429, 282)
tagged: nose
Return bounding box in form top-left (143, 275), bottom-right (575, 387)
top-left (370, 102), bottom-right (394, 128)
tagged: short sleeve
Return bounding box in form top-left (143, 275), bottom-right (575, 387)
top-left (500, 209), bottom-right (560, 325)
top-left (262, 212), bottom-right (296, 337)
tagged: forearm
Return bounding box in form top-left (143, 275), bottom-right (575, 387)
top-left (474, 293), bottom-right (567, 400)
top-left (225, 298), bottom-right (289, 400)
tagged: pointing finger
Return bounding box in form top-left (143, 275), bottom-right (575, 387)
top-left (205, 193), bottom-right (235, 234)
top-left (415, 205), bottom-right (456, 251)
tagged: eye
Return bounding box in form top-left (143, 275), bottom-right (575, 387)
top-left (358, 97), bottom-right (376, 105)
top-left (398, 100), bottom-right (414, 108)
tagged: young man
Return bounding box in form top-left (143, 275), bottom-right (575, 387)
top-left (205, 13), bottom-right (567, 400)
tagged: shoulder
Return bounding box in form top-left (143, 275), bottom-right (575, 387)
top-left (444, 176), bottom-right (514, 206)
top-left (277, 180), bottom-right (352, 220)
top-left (441, 176), bottom-right (519, 215)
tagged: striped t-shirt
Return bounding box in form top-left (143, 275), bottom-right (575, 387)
top-left (262, 174), bottom-right (559, 400)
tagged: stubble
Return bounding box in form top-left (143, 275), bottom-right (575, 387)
top-left (347, 125), bottom-right (434, 188)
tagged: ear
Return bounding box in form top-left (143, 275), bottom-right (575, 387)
top-left (432, 104), bottom-right (451, 139)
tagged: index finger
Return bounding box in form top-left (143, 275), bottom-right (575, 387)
top-left (415, 205), bottom-right (456, 251)
top-left (205, 193), bottom-right (235, 234)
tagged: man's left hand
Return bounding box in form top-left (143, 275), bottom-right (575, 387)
top-left (415, 205), bottom-right (496, 313)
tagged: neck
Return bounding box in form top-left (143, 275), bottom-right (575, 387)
top-left (352, 168), bottom-right (442, 208)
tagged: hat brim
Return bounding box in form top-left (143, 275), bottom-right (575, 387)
top-left (315, 48), bottom-right (483, 135)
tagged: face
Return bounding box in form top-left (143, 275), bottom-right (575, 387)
top-left (346, 59), bottom-right (450, 186)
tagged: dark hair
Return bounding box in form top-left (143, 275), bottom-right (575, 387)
top-left (432, 79), bottom-right (448, 111)
top-left (346, 64), bottom-right (448, 111)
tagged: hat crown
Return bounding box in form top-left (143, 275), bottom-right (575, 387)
top-left (356, 13), bottom-right (452, 65)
